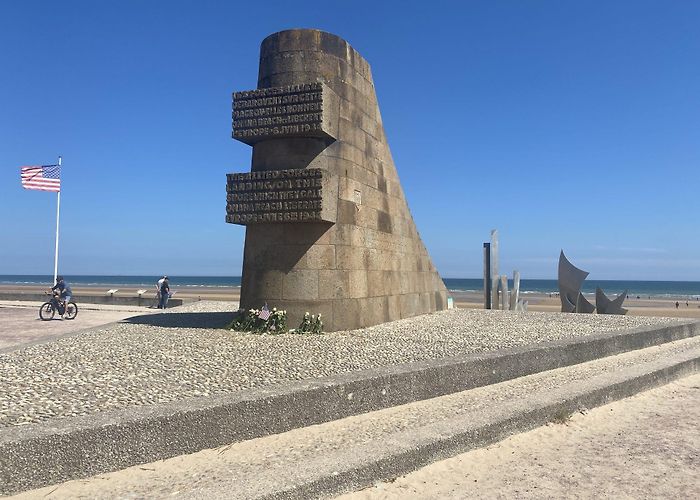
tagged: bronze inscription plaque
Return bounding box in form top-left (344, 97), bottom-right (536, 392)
top-left (232, 83), bottom-right (337, 144)
top-left (226, 168), bottom-right (334, 224)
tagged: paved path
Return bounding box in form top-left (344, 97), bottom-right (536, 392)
top-left (0, 301), bottom-right (157, 352)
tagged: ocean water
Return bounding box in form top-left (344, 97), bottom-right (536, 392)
top-left (0, 275), bottom-right (242, 288)
top-left (2, 275), bottom-right (699, 299)
top-left (441, 278), bottom-right (700, 299)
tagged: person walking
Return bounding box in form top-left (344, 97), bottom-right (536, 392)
top-left (158, 276), bottom-right (170, 309)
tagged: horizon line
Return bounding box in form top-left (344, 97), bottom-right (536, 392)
top-left (2, 273), bottom-right (700, 283)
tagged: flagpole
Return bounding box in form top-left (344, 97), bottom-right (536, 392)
top-left (53, 156), bottom-right (62, 285)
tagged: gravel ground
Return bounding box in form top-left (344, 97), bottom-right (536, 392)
top-left (0, 302), bottom-right (681, 427)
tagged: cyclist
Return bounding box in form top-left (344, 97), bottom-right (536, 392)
top-left (51, 276), bottom-right (73, 313)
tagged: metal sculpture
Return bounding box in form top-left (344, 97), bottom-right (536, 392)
top-left (558, 251), bottom-right (591, 313)
top-left (510, 270), bottom-right (520, 310)
top-left (576, 293), bottom-right (596, 313)
top-left (491, 230), bottom-right (499, 309)
top-left (499, 275), bottom-right (508, 310)
top-left (596, 287), bottom-right (628, 315)
top-left (483, 230), bottom-right (527, 311)
top-left (483, 242), bottom-right (491, 309)
top-left (558, 251), bottom-right (627, 314)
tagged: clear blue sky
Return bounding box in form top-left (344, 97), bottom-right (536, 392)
top-left (2, 1), bottom-right (698, 280)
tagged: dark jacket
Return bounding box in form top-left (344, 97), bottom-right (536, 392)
top-left (51, 280), bottom-right (72, 297)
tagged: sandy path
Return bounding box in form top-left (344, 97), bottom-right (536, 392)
top-left (340, 373), bottom-right (700, 499)
top-left (455, 294), bottom-right (700, 319)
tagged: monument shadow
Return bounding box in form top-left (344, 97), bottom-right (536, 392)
top-left (123, 312), bottom-right (236, 329)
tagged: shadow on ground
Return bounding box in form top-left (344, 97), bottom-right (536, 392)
top-left (123, 312), bottom-right (235, 329)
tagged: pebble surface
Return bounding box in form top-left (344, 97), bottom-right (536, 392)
top-left (0, 301), bottom-right (681, 428)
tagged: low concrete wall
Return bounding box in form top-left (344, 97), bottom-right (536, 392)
top-left (274, 354), bottom-right (700, 500)
top-left (1, 320), bottom-right (699, 494)
top-left (0, 292), bottom-right (184, 307)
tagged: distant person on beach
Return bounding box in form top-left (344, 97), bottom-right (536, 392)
top-left (158, 276), bottom-right (170, 309)
top-left (51, 276), bottom-right (72, 310)
top-left (675, 301), bottom-right (680, 309)
top-left (155, 275), bottom-right (166, 302)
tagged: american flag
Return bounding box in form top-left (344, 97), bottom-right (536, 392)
top-left (20, 165), bottom-right (61, 192)
top-left (258, 303), bottom-right (271, 321)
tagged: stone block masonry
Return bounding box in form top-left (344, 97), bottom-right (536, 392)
top-left (226, 29), bottom-right (448, 331)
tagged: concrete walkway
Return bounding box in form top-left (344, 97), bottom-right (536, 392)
top-left (0, 301), bottom-right (157, 352)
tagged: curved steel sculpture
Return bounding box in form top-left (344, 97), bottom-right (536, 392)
top-left (558, 251), bottom-right (591, 313)
top-left (558, 251), bottom-right (627, 314)
top-left (596, 287), bottom-right (628, 315)
top-left (576, 293), bottom-right (596, 313)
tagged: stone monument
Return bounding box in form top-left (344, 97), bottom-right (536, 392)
top-left (227, 29), bottom-right (448, 331)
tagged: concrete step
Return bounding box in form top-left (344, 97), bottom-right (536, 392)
top-left (16, 334), bottom-right (700, 499)
top-left (2, 319), bottom-right (699, 495)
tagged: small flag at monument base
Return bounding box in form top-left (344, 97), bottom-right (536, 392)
top-left (258, 303), bottom-right (271, 321)
top-left (20, 165), bottom-right (61, 192)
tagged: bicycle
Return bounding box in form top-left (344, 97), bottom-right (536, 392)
top-left (39, 292), bottom-right (78, 321)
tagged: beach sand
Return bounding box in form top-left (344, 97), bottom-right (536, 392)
top-left (0, 284), bottom-right (240, 302)
top-left (2, 284), bottom-right (700, 319)
top-left (452, 290), bottom-right (700, 319)
top-left (339, 372), bottom-right (700, 500)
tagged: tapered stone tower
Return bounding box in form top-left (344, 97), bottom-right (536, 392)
top-left (227, 29), bottom-right (448, 331)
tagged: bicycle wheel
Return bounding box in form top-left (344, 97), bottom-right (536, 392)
top-left (39, 302), bottom-right (55, 321)
top-left (64, 302), bottom-right (78, 320)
